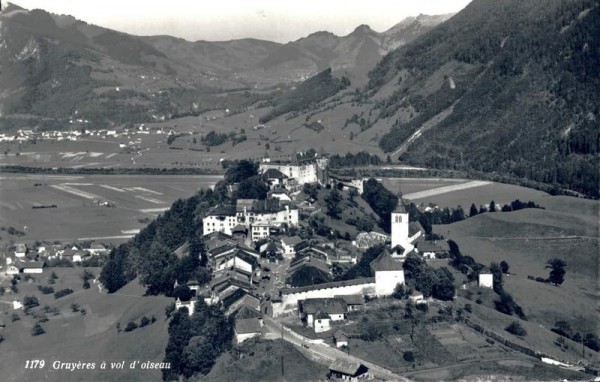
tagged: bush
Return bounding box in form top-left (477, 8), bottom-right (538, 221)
top-left (38, 286), bottom-right (54, 294)
top-left (403, 351), bottom-right (415, 362)
top-left (464, 304), bottom-right (472, 313)
top-left (54, 288), bottom-right (74, 299)
top-left (505, 321), bottom-right (527, 337)
top-left (140, 316), bottom-right (151, 327)
top-left (124, 321), bottom-right (138, 332)
top-left (31, 323), bottom-right (45, 336)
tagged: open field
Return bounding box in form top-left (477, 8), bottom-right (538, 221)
top-left (382, 177), bottom-right (550, 208)
top-left (0, 269), bottom-right (172, 382)
top-left (433, 196), bottom-right (600, 365)
top-left (0, 173), bottom-right (222, 245)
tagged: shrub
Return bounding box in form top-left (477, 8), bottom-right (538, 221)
top-left (403, 351), bottom-right (415, 362)
top-left (54, 288), bottom-right (74, 299)
top-left (124, 321), bottom-right (138, 332)
top-left (505, 321), bottom-right (527, 337)
top-left (38, 286), bottom-right (54, 294)
top-left (464, 304), bottom-right (472, 313)
top-left (31, 323), bottom-right (45, 336)
top-left (140, 316), bottom-right (151, 327)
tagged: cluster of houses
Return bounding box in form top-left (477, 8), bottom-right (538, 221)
top-left (1, 242), bottom-right (109, 278)
top-left (175, 156), bottom-right (458, 350)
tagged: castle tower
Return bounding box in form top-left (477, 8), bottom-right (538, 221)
top-left (391, 202), bottom-right (409, 249)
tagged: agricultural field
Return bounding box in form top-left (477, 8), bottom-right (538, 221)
top-left (0, 174), bottom-right (221, 245)
top-left (382, 177), bottom-right (550, 208)
top-left (0, 268), bottom-right (172, 382)
top-left (433, 196), bottom-right (600, 365)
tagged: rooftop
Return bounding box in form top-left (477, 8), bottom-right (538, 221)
top-left (235, 318), bottom-right (262, 334)
top-left (370, 251), bottom-right (405, 272)
top-left (329, 358), bottom-right (364, 376)
top-left (302, 298), bottom-right (347, 315)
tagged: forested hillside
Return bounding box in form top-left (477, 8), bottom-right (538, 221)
top-left (366, 0), bottom-right (599, 197)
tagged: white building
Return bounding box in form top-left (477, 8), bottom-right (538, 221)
top-left (391, 204), bottom-right (409, 249)
top-left (234, 318), bottom-right (262, 343)
top-left (203, 198), bottom-right (298, 241)
top-left (259, 158), bottom-right (326, 185)
top-left (14, 243), bottom-right (27, 258)
top-left (370, 251), bottom-right (406, 297)
top-left (479, 273), bottom-right (494, 288)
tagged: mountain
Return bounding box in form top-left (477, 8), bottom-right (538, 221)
top-left (271, 0), bottom-right (597, 197)
top-left (251, 14), bottom-right (452, 84)
top-left (0, 3), bottom-right (447, 130)
top-left (368, 0), bottom-right (599, 197)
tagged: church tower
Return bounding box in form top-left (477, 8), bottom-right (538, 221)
top-left (391, 201), bottom-right (409, 249)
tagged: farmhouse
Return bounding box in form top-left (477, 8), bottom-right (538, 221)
top-left (234, 318), bottom-right (262, 343)
top-left (416, 241), bottom-right (448, 259)
top-left (329, 358), bottom-right (368, 381)
top-left (87, 243), bottom-right (108, 255)
top-left (333, 329), bottom-right (348, 348)
top-left (300, 298), bottom-right (347, 332)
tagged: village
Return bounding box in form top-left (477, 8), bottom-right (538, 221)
top-left (0, 155), bottom-right (596, 381)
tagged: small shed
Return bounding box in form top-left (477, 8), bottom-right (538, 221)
top-left (329, 358), bottom-right (368, 381)
top-left (333, 329), bottom-right (348, 348)
top-left (479, 273), bottom-right (494, 288)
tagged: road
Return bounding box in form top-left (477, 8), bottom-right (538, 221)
top-left (262, 317), bottom-right (411, 382)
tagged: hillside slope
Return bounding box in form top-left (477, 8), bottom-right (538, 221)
top-left (366, 0), bottom-right (599, 197)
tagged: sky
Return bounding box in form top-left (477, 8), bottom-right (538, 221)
top-left (10, 0), bottom-right (472, 43)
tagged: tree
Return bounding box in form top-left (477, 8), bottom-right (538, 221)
top-left (469, 203), bottom-right (478, 217)
top-left (490, 262), bottom-right (503, 293)
top-left (234, 175), bottom-right (268, 200)
top-left (173, 285), bottom-right (193, 302)
top-left (479, 205), bottom-right (487, 214)
top-left (489, 200), bottom-right (496, 212)
top-left (325, 188), bottom-right (343, 219)
top-left (505, 321), bottom-right (527, 337)
top-left (500, 260), bottom-right (510, 274)
top-left (393, 283), bottom-right (408, 299)
top-left (224, 160), bottom-right (258, 184)
top-left (124, 321), bottom-right (138, 332)
top-left (546, 258), bottom-right (566, 286)
top-left (23, 296), bottom-right (39, 311)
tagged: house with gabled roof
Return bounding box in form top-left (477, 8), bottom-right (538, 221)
top-left (329, 358), bottom-right (368, 381)
top-left (234, 318), bottom-right (262, 343)
top-left (300, 297), bottom-right (347, 332)
top-left (14, 243), bottom-right (27, 258)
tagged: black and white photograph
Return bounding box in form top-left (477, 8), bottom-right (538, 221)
top-left (0, 0), bottom-right (598, 381)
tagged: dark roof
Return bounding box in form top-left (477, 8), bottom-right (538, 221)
top-left (232, 303), bottom-right (263, 319)
top-left (232, 224), bottom-right (247, 234)
top-left (263, 168), bottom-right (288, 179)
top-left (280, 235), bottom-right (304, 246)
top-left (329, 358), bottom-right (364, 376)
top-left (370, 251), bottom-right (404, 272)
top-left (302, 298), bottom-right (347, 315)
top-left (417, 242), bottom-right (445, 252)
top-left (409, 221), bottom-right (424, 236)
top-left (334, 294), bottom-right (363, 306)
top-left (393, 202), bottom-right (406, 213)
top-left (314, 311), bottom-right (330, 320)
top-left (209, 204), bottom-right (237, 216)
top-left (288, 256), bottom-right (330, 276)
top-left (235, 318), bottom-right (262, 334)
top-left (281, 277), bottom-right (375, 295)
